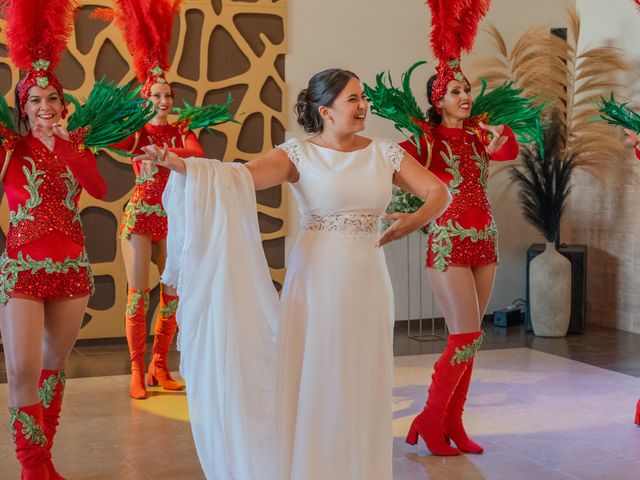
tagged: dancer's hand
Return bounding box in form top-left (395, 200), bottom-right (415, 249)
top-left (377, 212), bottom-right (424, 247)
top-left (479, 122), bottom-right (508, 154)
top-left (135, 144), bottom-right (186, 174)
top-left (623, 128), bottom-right (640, 149)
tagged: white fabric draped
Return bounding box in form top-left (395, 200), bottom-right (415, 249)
top-left (162, 158), bottom-right (280, 480)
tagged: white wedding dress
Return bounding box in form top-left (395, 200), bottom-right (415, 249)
top-left (162, 138), bottom-right (404, 480)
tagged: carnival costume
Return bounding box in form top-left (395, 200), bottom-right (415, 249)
top-left (0, 0), bottom-right (152, 477)
top-left (366, 0), bottom-right (544, 456)
top-left (94, 0), bottom-right (234, 399)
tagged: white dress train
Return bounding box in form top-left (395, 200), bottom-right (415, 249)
top-left (162, 159), bottom-right (280, 480)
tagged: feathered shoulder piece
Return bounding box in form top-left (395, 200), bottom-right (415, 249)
top-left (2, 0), bottom-right (78, 116)
top-left (172, 93), bottom-right (237, 132)
top-left (470, 79), bottom-right (546, 148)
top-left (427, 0), bottom-right (490, 104)
top-left (93, 0), bottom-right (183, 97)
top-left (364, 61), bottom-right (429, 153)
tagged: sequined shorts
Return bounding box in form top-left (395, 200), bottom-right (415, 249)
top-left (426, 235), bottom-right (497, 271)
top-left (119, 201), bottom-right (168, 243)
top-left (0, 251), bottom-right (94, 306)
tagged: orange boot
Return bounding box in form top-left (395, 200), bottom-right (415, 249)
top-left (446, 358), bottom-right (484, 453)
top-left (9, 403), bottom-right (51, 479)
top-left (39, 370), bottom-right (67, 479)
top-left (635, 399), bottom-right (640, 426)
top-left (406, 331), bottom-right (484, 456)
top-left (125, 288), bottom-right (150, 399)
top-left (147, 290), bottom-right (184, 390)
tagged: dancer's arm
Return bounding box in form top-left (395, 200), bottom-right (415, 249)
top-left (170, 131), bottom-right (206, 158)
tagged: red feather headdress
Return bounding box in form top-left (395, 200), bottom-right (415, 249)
top-left (427, 0), bottom-right (491, 105)
top-left (94, 0), bottom-right (183, 98)
top-left (2, 0), bottom-right (78, 116)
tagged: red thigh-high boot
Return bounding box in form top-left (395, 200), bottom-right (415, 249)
top-left (125, 288), bottom-right (150, 399)
top-left (147, 290), bottom-right (183, 390)
top-left (406, 331), bottom-right (484, 456)
top-left (39, 370), bottom-right (67, 479)
top-left (635, 399), bottom-right (640, 426)
top-left (446, 357), bottom-right (484, 453)
top-left (9, 403), bottom-right (51, 479)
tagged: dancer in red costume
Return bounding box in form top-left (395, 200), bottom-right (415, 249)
top-left (368, 0), bottom-right (544, 456)
top-left (94, 0), bottom-right (233, 399)
top-left (0, 1), bottom-right (152, 477)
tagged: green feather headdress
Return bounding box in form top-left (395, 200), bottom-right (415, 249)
top-left (173, 93), bottom-right (237, 131)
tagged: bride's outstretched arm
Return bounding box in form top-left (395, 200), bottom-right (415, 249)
top-left (135, 144), bottom-right (297, 190)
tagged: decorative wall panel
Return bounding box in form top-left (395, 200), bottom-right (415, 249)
top-left (0, 0), bottom-right (287, 339)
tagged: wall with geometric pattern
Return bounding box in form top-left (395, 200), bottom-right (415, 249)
top-left (0, 0), bottom-right (287, 339)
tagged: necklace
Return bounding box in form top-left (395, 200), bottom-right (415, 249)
top-left (318, 134), bottom-right (357, 152)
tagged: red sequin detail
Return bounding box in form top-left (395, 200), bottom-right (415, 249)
top-left (6, 137), bottom-right (86, 252)
top-left (426, 124), bottom-right (497, 270)
top-left (119, 124), bottom-right (184, 243)
top-left (12, 266), bottom-right (93, 300)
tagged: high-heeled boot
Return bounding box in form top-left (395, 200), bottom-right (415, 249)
top-left (147, 291), bottom-right (184, 390)
top-left (446, 358), bottom-right (484, 453)
top-left (39, 370), bottom-right (67, 479)
top-left (9, 403), bottom-right (51, 479)
top-left (406, 331), bottom-right (484, 456)
top-left (635, 399), bottom-right (640, 426)
top-left (125, 288), bottom-right (150, 399)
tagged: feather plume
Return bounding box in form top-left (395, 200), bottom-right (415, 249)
top-left (104, 0), bottom-right (183, 83)
top-left (427, 0), bottom-right (491, 62)
top-left (2, 0), bottom-right (78, 70)
top-left (90, 7), bottom-right (115, 23)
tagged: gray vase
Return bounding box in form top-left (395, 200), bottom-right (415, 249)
top-left (529, 242), bottom-right (572, 337)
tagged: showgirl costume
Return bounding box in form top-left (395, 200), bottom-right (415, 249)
top-left (94, 0), bottom-right (233, 398)
top-left (366, 0), bottom-right (543, 456)
top-left (0, 0), bottom-right (152, 477)
top-left (400, 116), bottom-right (518, 271)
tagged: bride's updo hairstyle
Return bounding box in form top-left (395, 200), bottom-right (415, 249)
top-left (294, 68), bottom-right (359, 134)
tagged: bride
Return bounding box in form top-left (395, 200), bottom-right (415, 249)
top-left (137, 69), bottom-right (450, 480)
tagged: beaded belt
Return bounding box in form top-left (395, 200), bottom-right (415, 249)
top-left (301, 213), bottom-right (379, 235)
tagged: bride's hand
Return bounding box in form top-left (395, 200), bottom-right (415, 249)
top-left (134, 144), bottom-right (187, 174)
top-left (376, 212), bottom-right (424, 247)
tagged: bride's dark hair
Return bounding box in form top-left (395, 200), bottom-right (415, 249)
top-left (294, 69), bottom-right (359, 134)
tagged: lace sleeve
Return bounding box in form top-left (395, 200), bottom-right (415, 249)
top-left (381, 140), bottom-right (405, 172)
top-left (277, 138), bottom-right (305, 172)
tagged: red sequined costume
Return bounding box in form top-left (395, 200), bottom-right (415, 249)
top-left (114, 121), bottom-right (204, 242)
top-left (0, 134), bottom-right (107, 305)
top-left (401, 116), bottom-right (518, 272)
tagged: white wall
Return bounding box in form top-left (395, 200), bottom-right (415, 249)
top-left (567, 0), bottom-right (640, 333)
top-left (285, 0), bottom-right (574, 320)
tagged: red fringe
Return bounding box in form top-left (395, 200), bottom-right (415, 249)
top-left (2, 0), bottom-right (78, 70)
top-left (90, 7), bottom-right (115, 23)
top-left (427, 0), bottom-right (491, 62)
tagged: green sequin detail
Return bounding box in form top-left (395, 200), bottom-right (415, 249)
top-left (150, 66), bottom-right (164, 76)
top-left (32, 59), bottom-right (50, 71)
top-left (428, 219), bottom-right (498, 272)
top-left (126, 290), bottom-right (149, 317)
top-left (36, 77), bottom-right (49, 89)
top-left (440, 141), bottom-right (463, 196)
top-left (120, 200), bottom-right (167, 240)
top-left (9, 408), bottom-right (47, 446)
top-left (61, 168), bottom-right (81, 223)
top-left (9, 157), bottom-right (45, 227)
top-left (39, 371), bottom-right (65, 409)
top-left (471, 143), bottom-right (490, 189)
top-left (135, 162), bottom-right (158, 185)
top-left (450, 332), bottom-right (485, 366)
top-left (160, 299), bottom-right (179, 318)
